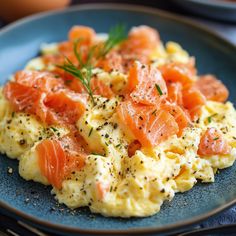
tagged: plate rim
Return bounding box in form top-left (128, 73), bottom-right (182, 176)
top-left (183, 0), bottom-right (236, 9)
top-left (0, 3), bottom-right (236, 235)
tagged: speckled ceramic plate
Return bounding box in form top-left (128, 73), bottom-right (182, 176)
top-left (173, 0), bottom-right (236, 22)
top-left (0, 4), bottom-right (236, 236)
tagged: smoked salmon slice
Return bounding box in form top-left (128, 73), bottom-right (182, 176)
top-left (90, 77), bottom-right (114, 98)
top-left (64, 76), bottom-right (87, 93)
top-left (4, 73), bottom-right (87, 125)
top-left (118, 26), bottom-right (160, 71)
top-left (117, 100), bottom-right (179, 147)
top-left (37, 139), bottom-right (66, 189)
top-left (3, 82), bottom-right (42, 114)
top-left (182, 87), bottom-right (206, 120)
top-left (44, 90), bottom-right (87, 125)
top-left (121, 25), bottom-right (160, 55)
top-left (3, 81), bottom-right (54, 124)
top-left (159, 61), bottom-right (196, 88)
top-left (15, 70), bottom-right (65, 92)
top-left (43, 42), bottom-right (82, 67)
top-left (167, 82), bottom-right (183, 105)
top-left (162, 103), bottom-right (191, 136)
top-left (195, 74), bottom-right (229, 102)
top-left (44, 25), bottom-right (96, 68)
top-left (61, 74), bottom-right (114, 98)
top-left (36, 134), bottom-right (86, 189)
top-left (128, 140), bottom-right (142, 157)
top-left (125, 61), bottom-right (141, 93)
top-left (198, 127), bottom-right (231, 156)
top-left (96, 49), bottom-right (123, 73)
top-left (127, 62), bottom-right (167, 105)
top-left (68, 25), bottom-right (96, 45)
top-left (58, 41), bottom-right (73, 54)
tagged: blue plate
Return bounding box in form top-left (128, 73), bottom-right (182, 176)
top-left (173, 0), bottom-right (236, 22)
top-left (0, 4), bottom-right (236, 235)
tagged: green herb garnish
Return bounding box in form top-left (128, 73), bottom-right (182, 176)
top-left (50, 127), bottom-right (58, 132)
top-left (213, 137), bottom-right (219, 141)
top-left (88, 127), bottom-right (93, 137)
top-left (57, 24), bottom-right (127, 105)
top-left (207, 116), bottom-right (212, 123)
top-left (98, 24), bottom-right (126, 58)
top-left (207, 113), bottom-right (218, 123)
top-left (58, 55), bottom-right (95, 104)
top-left (155, 84), bottom-right (163, 95)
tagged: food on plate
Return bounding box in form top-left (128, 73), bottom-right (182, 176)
top-left (1, 25), bottom-right (236, 217)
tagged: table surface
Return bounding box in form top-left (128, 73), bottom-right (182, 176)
top-left (0, 0), bottom-right (235, 235)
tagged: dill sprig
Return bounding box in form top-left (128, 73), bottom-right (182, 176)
top-left (98, 24), bottom-right (126, 58)
top-left (57, 24), bottom-right (127, 105)
top-left (73, 39), bottom-right (96, 68)
top-left (58, 56), bottom-right (95, 105)
top-left (155, 84), bottom-right (163, 95)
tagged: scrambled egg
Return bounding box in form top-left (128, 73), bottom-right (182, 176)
top-left (1, 40), bottom-right (236, 218)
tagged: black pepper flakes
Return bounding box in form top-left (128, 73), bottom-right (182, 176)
top-left (160, 189), bottom-right (165, 193)
top-left (19, 139), bottom-right (26, 145)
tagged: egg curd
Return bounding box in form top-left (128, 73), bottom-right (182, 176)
top-left (0, 26), bottom-right (236, 217)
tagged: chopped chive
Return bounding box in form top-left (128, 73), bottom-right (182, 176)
top-left (233, 136), bottom-right (236, 140)
top-left (50, 127), bottom-right (58, 132)
top-left (207, 116), bottom-right (212, 123)
top-left (213, 137), bottom-right (219, 140)
top-left (115, 144), bottom-right (121, 148)
top-left (155, 84), bottom-right (163, 95)
top-left (11, 112), bottom-right (15, 118)
top-left (207, 113), bottom-right (218, 123)
top-left (88, 128), bottom-right (93, 137)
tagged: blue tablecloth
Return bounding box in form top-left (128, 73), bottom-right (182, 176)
top-left (0, 1), bottom-right (235, 235)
